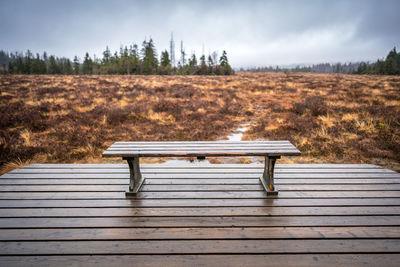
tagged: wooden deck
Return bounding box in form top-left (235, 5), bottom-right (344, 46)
top-left (0, 163), bottom-right (400, 266)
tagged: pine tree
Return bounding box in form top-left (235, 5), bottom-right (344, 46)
top-left (8, 60), bottom-right (14, 74)
top-left (141, 38), bottom-right (158, 74)
top-left (0, 50), bottom-right (10, 67)
top-left (129, 44), bottom-right (139, 74)
top-left (159, 50), bottom-right (171, 75)
top-left (48, 55), bottom-right (60, 74)
top-left (103, 46), bottom-right (111, 63)
top-left (187, 53), bottom-right (198, 74)
top-left (199, 55), bottom-right (207, 75)
top-left (219, 50), bottom-right (228, 66)
top-left (64, 59), bottom-right (73, 74)
top-left (219, 50), bottom-right (233, 75)
top-left (124, 46), bottom-right (130, 73)
top-left (207, 55), bottom-right (214, 74)
top-left (160, 50), bottom-right (170, 67)
top-left (31, 53), bottom-right (42, 74)
top-left (82, 53), bottom-right (93, 74)
top-left (73, 56), bottom-right (80, 74)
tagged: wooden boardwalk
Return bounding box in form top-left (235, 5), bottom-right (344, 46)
top-left (0, 163), bottom-right (400, 266)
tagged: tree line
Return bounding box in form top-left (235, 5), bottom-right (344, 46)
top-left (244, 62), bottom-right (361, 74)
top-left (0, 38), bottom-right (233, 75)
top-left (244, 47), bottom-right (400, 75)
top-left (355, 47), bottom-right (400, 75)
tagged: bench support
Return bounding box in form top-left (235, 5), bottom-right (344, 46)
top-left (123, 155), bottom-right (280, 197)
top-left (260, 156), bottom-right (280, 196)
top-left (124, 157), bottom-right (145, 197)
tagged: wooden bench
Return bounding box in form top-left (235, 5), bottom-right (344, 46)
top-left (102, 141), bottom-right (301, 196)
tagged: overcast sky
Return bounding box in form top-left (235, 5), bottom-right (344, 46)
top-left (1, 0), bottom-right (399, 67)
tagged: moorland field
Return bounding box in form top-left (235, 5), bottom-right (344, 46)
top-left (0, 72), bottom-right (399, 173)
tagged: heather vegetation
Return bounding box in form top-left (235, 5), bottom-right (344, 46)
top-left (0, 72), bottom-right (399, 173)
top-left (0, 39), bottom-right (233, 75)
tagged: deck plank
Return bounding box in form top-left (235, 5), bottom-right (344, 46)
top-left (1, 216), bottom-right (400, 228)
top-left (0, 255), bottom-right (399, 267)
top-left (8, 168), bottom-right (395, 174)
top-left (2, 178), bottom-right (400, 185)
top-left (3, 173), bottom-right (400, 179)
top-left (1, 226), bottom-right (400, 241)
top-left (1, 191), bottom-right (400, 199)
top-left (1, 206), bottom-right (400, 217)
top-left (1, 198), bottom-right (399, 207)
top-left (23, 163), bottom-right (383, 169)
top-left (1, 239), bottom-right (400, 255)
top-left (1, 184), bottom-right (400, 192)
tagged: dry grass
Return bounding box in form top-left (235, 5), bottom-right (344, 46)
top-left (0, 72), bottom-right (399, 173)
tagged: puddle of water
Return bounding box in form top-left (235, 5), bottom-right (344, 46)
top-left (159, 159), bottom-right (214, 166)
top-left (159, 124), bottom-right (259, 166)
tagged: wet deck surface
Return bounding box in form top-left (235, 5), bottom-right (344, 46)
top-left (0, 163), bottom-right (400, 266)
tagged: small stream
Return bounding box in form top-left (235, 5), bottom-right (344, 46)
top-left (225, 124), bottom-right (249, 141)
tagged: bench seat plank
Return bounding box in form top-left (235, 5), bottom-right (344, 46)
top-left (103, 141), bottom-right (301, 158)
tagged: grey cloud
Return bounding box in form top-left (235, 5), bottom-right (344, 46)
top-left (0, 0), bottom-right (399, 67)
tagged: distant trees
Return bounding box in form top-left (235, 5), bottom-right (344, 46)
top-left (354, 47), bottom-right (400, 75)
top-left (245, 47), bottom-right (400, 75)
top-left (2, 50), bottom-right (74, 75)
top-left (247, 63), bottom-right (359, 74)
top-left (1, 38), bottom-right (233, 75)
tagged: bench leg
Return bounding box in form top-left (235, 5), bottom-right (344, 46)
top-left (125, 157), bottom-right (145, 197)
top-left (260, 156), bottom-right (280, 196)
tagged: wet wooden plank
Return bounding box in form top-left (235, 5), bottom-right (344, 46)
top-left (23, 163), bottom-right (383, 169)
top-left (2, 178), bottom-right (400, 185)
top-left (0, 179), bottom-right (131, 185)
top-left (1, 239), bottom-right (400, 255)
top-left (103, 150), bottom-right (301, 157)
top-left (0, 254), bottom-right (399, 267)
top-left (1, 198), bottom-right (399, 208)
top-left (0, 192), bottom-right (124, 199)
top-left (1, 206), bottom-right (400, 217)
top-left (140, 184), bottom-right (400, 191)
top-left (1, 191), bottom-right (400, 199)
top-left (111, 142), bottom-right (293, 146)
top-left (114, 141), bottom-right (292, 145)
top-left (1, 184), bottom-right (399, 192)
top-left (8, 168), bottom-right (395, 174)
top-left (144, 178), bottom-right (400, 185)
top-left (133, 191), bottom-right (400, 198)
top-left (108, 145), bottom-right (297, 150)
top-left (1, 226), bottom-right (399, 241)
top-left (3, 173), bottom-right (400, 179)
top-left (1, 216), bottom-right (399, 228)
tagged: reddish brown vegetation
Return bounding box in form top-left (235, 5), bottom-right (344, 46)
top-left (0, 72), bottom-right (399, 173)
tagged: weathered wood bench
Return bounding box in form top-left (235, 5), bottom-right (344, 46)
top-left (102, 141), bottom-right (301, 196)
